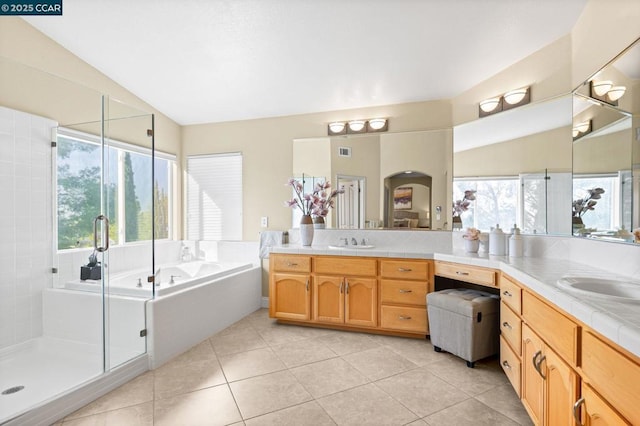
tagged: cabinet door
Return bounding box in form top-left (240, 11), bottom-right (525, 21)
top-left (345, 277), bottom-right (377, 327)
top-left (270, 273), bottom-right (310, 320)
top-left (581, 383), bottom-right (630, 426)
top-left (522, 324), bottom-right (544, 425)
top-left (313, 275), bottom-right (344, 324)
top-left (544, 345), bottom-right (578, 426)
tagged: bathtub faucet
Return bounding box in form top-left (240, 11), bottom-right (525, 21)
top-left (169, 275), bottom-right (181, 285)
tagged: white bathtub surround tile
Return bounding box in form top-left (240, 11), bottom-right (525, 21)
top-left (154, 384), bottom-right (242, 426)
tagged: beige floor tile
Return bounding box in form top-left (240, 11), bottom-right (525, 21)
top-left (229, 370), bottom-right (312, 419)
top-left (244, 401), bottom-right (336, 426)
top-left (317, 332), bottom-right (381, 356)
top-left (270, 337), bottom-right (338, 368)
top-left (376, 368), bottom-right (470, 417)
top-left (154, 384), bottom-right (242, 426)
top-left (210, 326), bottom-right (268, 356)
top-left (290, 357), bottom-right (369, 398)
top-left (343, 346), bottom-right (418, 380)
top-left (169, 339), bottom-right (217, 363)
top-left (154, 356), bottom-right (226, 399)
top-left (318, 383), bottom-right (418, 426)
top-left (64, 372), bottom-right (154, 420)
top-left (256, 323), bottom-right (311, 345)
top-left (384, 337), bottom-right (445, 366)
top-left (423, 356), bottom-right (508, 395)
top-left (423, 398), bottom-right (521, 425)
top-left (62, 401), bottom-right (153, 426)
top-left (219, 347), bottom-right (287, 382)
top-left (406, 420), bottom-right (429, 426)
top-left (475, 384), bottom-right (533, 425)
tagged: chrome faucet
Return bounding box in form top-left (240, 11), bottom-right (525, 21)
top-left (169, 275), bottom-right (181, 285)
top-left (340, 237), bottom-right (349, 246)
top-left (351, 237), bottom-right (358, 245)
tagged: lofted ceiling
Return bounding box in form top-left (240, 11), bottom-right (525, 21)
top-left (24, 0), bottom-right (587, 126)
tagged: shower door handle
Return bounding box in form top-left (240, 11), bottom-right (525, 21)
top-left (93, 215), bottom-right (110, 252)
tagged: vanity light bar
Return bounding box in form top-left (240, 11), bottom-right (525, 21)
top-left (327, 118), bottom-right (388, 136)
top-left (589, 80), bottom-right (626, 106)
top-left (479, 86), bottom-right (530, 118)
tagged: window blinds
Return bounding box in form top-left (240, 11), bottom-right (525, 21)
top-left (186, 153), bottom-right (242, 240)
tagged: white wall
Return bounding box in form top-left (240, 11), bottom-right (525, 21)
top-left (0, 106), bottom-right (56, 349)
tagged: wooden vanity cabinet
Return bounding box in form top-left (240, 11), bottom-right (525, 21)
top-left (269, 254), bottom-right (312, 320)
top-left (313, 257), bottom-right (377, 328)
top-left (435, 261), bottom-right (497, 288)
top-left (379, 259), bottom-right (431, 334)
top-left (499, 274), bottom-right (523, 397)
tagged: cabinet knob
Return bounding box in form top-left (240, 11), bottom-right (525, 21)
top-left (306, 279), bottom-right (309, 291)
top-left (502, 360), bottom-right (511, 370)
top-left (502, 290), bottom-right (512, 297)
top-left (399, 289), bottom-right (413, 294)
top-left (502, 321), bottom-right (512, 330)
top-left (398, 268), bottom-right (412, 272)
top-left (398, 316), bottom-right (412, 320)
top-left (573, 397), bottom-right (585, 426)
top-left (455, 271), bottom-right (469, 276)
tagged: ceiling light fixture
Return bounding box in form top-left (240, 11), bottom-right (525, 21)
top-left (607, 86), bottom-right (626, 101)
top-left (592, 81), bottom-right (613, 96)
top-left (572, 120), bottom-right (592, 141)
top-left (327, 118), bottom-right (389, 136)
top-left (479, 98), bottom-right (501, 113)
top-left (503, 88), bottom-right (529, 105)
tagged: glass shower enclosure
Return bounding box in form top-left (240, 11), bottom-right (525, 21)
top-left (0, 56), bottom-right (156, 424)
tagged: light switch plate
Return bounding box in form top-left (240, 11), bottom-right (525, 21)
top-left (261, 216), bottom-right (268, 227)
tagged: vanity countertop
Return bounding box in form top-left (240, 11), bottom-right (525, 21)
top-left (270, 244), bottom-right (640, 358)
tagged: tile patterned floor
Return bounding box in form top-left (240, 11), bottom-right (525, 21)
top-left (55, 309), bottom-right (533, 425)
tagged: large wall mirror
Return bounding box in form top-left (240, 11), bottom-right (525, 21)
top-left (292, 129), bottom-right (453, 230)
top-left (572, 37), bottom-right (639, 243)
top-left (453, 96), bottom-right (573, 235)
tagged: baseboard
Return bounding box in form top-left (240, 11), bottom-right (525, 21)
top-left (261, 296), bottom-right (269, 308)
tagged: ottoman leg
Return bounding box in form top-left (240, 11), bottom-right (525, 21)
top-left (434, 346), bottom-right (442, 352)
top-left (466, 361), bottom-right (475, 368)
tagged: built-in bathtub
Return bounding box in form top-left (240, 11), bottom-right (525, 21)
top-left (65, 260), bottom-right (254, 297)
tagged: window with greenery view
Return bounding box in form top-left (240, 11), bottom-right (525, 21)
top-left (56, 132), bottom-right (172, 250)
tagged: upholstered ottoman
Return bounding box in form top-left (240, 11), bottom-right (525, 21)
top-left (427, 288), bottom-right (500, 367)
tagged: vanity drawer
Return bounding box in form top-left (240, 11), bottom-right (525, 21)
top-left (582, 330), bottom-right (640, 426)
top-left (522, 291), bottom-right (578, 365)
top-left (500, 336), bottom-right (521, 397)
top-left (380, 260), bottom-right (430, 280)
top-left (499, 274), bottom-right (522, 314)
top-left (435, 261), bottom-right (497, 287)
top-left (314, 256), bottom-right (377, 277)
top-left (381, 280), bottom-right (427, 306)
top-left (500, 301), bottom-right (522, 356)
top-left (380, 305), bottom-right (428, 333)
top-left (271, 255), bottom-right (311, 273)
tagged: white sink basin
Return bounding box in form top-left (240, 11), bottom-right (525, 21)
top-left (328, 245), bottom-right (375, 250)
top-left (557, 277), bottom-right (640, 303)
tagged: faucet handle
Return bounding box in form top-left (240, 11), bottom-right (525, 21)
top-left (361, 238), bottom-right (367, 246)
top-left (351, 237), bottom-right (358, 245)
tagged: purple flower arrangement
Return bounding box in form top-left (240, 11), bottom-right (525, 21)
top-left (453, 189), bottom-right (476, 217)
top-left (285, 178), bottom-right (345, 217)
top-left (572, 187), bottom-right (605, 217)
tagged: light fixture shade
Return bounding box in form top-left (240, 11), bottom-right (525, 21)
top-left (592, 80), bottom-right (613, 96)
top-left (328, 122), bottom-right (346, 134)
top-left (503, 88), bottom-right (528, 105)
top-left (572, 128), bottom-right (579, 138)
top-left (348, 120), bottom-right (366, 132)
top-left (368, 118), bottom-right (386, 130)
top-left (479, 98), bottom-right (501, 113)
top-left (576, 121), bottom-right (590, 133)
top-left (607, 86), bottom-right (626, 101)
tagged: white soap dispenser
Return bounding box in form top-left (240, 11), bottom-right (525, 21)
top-left (509, 226), bottom-right (523, 258)
top-left (489, 224), bottom-right (506, 256)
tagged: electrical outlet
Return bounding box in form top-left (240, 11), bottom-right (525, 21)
top-left (261, 216), bottom-right (268, 227)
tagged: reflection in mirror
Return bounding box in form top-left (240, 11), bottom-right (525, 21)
top-left (293, 129), bottom-right (452, 230)
top-left (453, 96), bottom-right (573, 235)
top-left (572, 37), bottom-right (639, 244)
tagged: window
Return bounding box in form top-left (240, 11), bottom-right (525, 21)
top-left (573, 174), bottom-right (620, 230)
top-left (453, 178), bottom-right (519, 231)
top-left (56, 129), bottom-right (174, 250)
top-left (186, 153), bottom-right (242, 240)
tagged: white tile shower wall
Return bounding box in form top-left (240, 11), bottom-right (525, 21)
top-left (0, 106), bottom-right (56, 350)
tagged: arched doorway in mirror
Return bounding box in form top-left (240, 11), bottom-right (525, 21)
top-left (384, 171), bottom-right (432, 229)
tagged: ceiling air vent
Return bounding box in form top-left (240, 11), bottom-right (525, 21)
top-left (338, 147), bottom-right (351, 157)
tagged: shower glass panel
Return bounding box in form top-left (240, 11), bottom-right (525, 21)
top-left (0, 55), bottom-right (153, 423)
